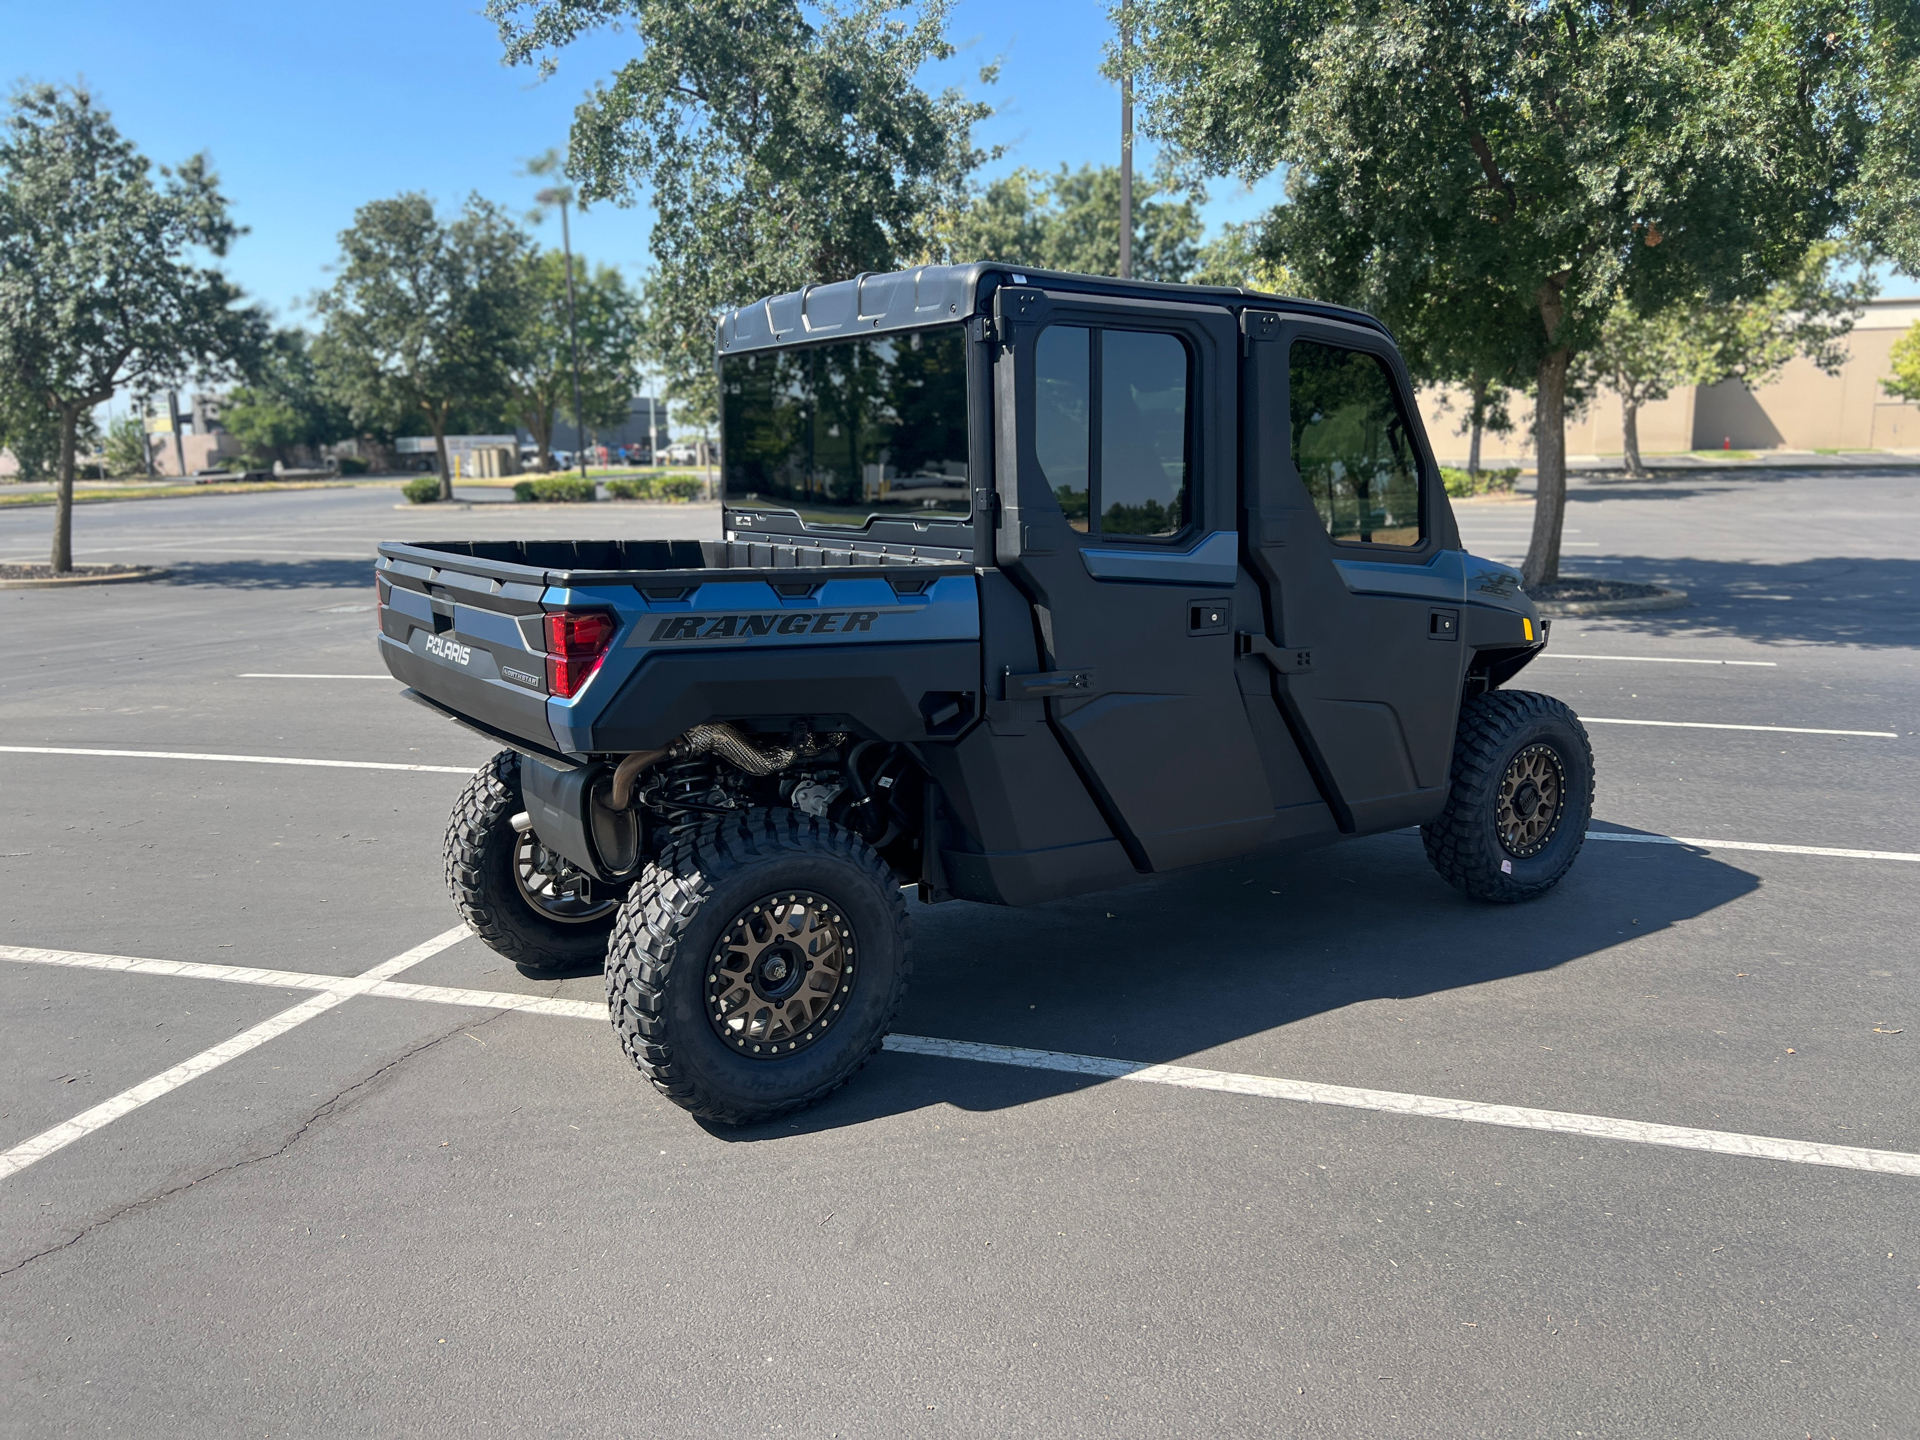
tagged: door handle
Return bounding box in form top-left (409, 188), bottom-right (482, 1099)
top-left (1236, 632), bottom-right (1314, 674)
top-left (1003, 667), bottom-right (1096, 699)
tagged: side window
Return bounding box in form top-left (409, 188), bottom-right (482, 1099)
top-left (1288, 339), bottom-right (1423, 547)
top-left (1033, 323), bottom-right (1191, 539)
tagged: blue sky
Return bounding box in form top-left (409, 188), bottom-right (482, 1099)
top-left (6, 0), bottom-right (1285, 326)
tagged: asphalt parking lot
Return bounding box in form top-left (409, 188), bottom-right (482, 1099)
top-left (2, 471), bottom-right (1916, 1438)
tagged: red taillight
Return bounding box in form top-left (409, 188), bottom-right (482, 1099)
top-left (544, 610), bottom-right (617, 698)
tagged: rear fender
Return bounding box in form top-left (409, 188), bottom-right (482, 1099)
top-left (550, 573), bottom-right (983, 752)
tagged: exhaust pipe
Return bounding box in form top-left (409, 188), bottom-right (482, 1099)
top-left (607, 723), bottom-right (847, 808)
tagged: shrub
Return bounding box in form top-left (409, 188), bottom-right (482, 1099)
top-left (402, 475), bottom-right (443, 504)
top-left (513, 475), bottom-right (597, 503)
top-left (336, 455), bottom-right (369, 475)
top-left (657, 476), bottom-right (704, 502)
top-left (1440, 466), bottom-right (1520, 498)
top-left (604, 477), bottom-right (652, 500)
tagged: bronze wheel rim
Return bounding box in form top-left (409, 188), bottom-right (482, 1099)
top-left (707, 892), bottom-right (855, 1057)
top-left (512, 832), bottom-right (620, 923)
top-left (1497, 743), bottom-right (1565, 859)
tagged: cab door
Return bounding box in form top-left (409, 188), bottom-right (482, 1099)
top-left (1239, 313), bottom-right (1469, 835)
top-left (989, 285), bottom-right (1272, 873)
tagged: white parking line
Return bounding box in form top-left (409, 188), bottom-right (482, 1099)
top-left (1583, 718), bottom-right (1897, 738)
top-left (882, 1037), bottom-right (1920, 1178)
top-left (237, 674), bottom-right (390, 680)
top-left (1585, 832), bottom-right (1920, 863)
top-left (0, 745), bottom-right (473, 774)
top-left (0, 943), bottom-right (607, 1020)
top-left (1, 941), bottom-right (1913, 1179)
top-left (0, 927), bottom-right (469, 1181)
top-left (1538, 654), bottom-right (1778, 667)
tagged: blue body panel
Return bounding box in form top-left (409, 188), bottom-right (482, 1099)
top-left (543, 573), bottom-right (982, 753)
top-left (1079, 529), bottom-right (1238, 586)
top-left (1330, 550), bottom-right (1525, 606)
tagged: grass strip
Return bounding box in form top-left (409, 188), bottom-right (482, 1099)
top-left (0, 480), bottom-right (371, 508)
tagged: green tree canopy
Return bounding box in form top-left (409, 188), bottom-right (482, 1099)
top-left (949, 162), bottom-right (1203, 283)
top-left (1885, 322), bottom-right (1920, 405)
top-left (222, 328), bottom-right (355, 469)
top-left (490, 0), bottom-right (995, 423)
top-left (1128, 0), bottom-right (1920, 586)
top-left (502, 249), bottom-right (645, 470)
top-left (103, 412), bottom-right (146, 476)
top-left (1584, 243), bottom-right (1871, 475)
top-left (313, 194), bottom-right (534, 499)
top-left (0, 83), bottom-right (262, 568)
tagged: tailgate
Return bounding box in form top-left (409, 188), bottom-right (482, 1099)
top-left (375, 548), bottom-right (559, 755)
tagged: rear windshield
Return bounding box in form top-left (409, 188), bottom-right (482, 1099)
top-left (720, 326), bottom-right (969, 527)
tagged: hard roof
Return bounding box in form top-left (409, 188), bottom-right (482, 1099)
top-left (714, 262), bottom-right (1391, 355)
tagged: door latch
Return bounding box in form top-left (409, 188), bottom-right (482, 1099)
top-left (1236, 632), bottom-right (1313, 674)
top-left (1003, 667), bottom-right (1096, 699)
top-left (1188, 600), bottom-right (1231, 635)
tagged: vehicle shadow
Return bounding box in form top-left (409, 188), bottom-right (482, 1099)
top-left (159, 558), bottom-right (374, 591)
top-left (1540, 556), bottom-right (1920, 649)
top-left (708, 826), bottom-right (1760, 1139)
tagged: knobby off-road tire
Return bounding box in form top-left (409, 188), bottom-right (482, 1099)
top-left (446, 750), bottom-right (621, 974)
top-left (1422, 690), bottom-right (1595, 903)
top-left (605, 808), bottom-right (911, 1126)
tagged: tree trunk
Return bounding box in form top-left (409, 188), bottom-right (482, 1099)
top-left (431, 410), bottom-right (453, 502)
top-left (1522, 348), bottom-right (1571, 591)
top-left (534, 405), bottom-right (554, 473)
top-left (1467, 375), bottom-right (1488, 477)
top-left (1621, 392), bottom-right (1647, 478)
top-left (51, 405), bottom-right (79, 573)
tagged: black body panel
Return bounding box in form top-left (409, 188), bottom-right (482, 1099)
top-left (1239, 313), bottom-right (1468, 835)
top-left (986, 285), bottom-right (1275, 873)
top-left (585, 640), bottom-right (981, 754)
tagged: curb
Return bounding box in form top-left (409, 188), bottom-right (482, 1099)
top-left (0, 566), bottom-right (171, 591)
top-left (1536, 585), bottom-right (1689, 617)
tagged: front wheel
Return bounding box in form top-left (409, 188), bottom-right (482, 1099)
top-left (605, 809), bottom-right (911, 1125)
top-left (445, 750), bottom-right (623, 974)
top-left (1422, 691), bottom-right (1594, 903)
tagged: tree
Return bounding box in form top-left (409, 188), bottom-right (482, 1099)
top-left (223, 328), bottom-right (354, 470)
top-left (490, 0), bottom-right (995, 420)
top-left (1, 377), bottom-right (62, 480)
top-left (1886, 322), bottom-right (1920, 405)
top-left (314, 194), bottom-right (533, 500)
top-left (502, 250), bottom-right (644, 470)
top-left (1189, 220), bottom-right (1292, 293)
top-left (0, 83), bottom-right (261, 570)
top-left (103, 413), bottom-right (147, 476)
top-left (949, 162), bottom-right (1203, 282)
top-left (1585, 244), bottom-right (1869, 476)
top-left (1128, 0), bottom-right (1920, 587)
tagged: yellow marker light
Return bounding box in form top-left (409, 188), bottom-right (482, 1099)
top-left (1523, 617), bottom-right (1534, 642)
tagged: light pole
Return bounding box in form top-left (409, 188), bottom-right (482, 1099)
top-left (1119, 14), bottom-right (1133, 282)
top-left (535, 175), bottom-right (589, 484)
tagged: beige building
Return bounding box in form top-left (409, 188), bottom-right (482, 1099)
top-left (1418, 295), bottom-right (1920, 464)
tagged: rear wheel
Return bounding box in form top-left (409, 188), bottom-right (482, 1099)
top-left (1422, 691), bottom-right (1594, 902)
top-left (446, 750), bottom-right (622, 974)
top-left (605, 808), bottom-right (910, 1125)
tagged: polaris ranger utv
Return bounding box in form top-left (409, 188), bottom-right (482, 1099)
top-left (376, 264), bottom-right (1592, 1125)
